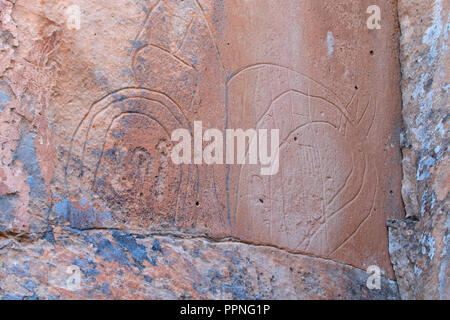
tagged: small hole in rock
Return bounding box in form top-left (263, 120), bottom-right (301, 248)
top-left (259, 199), bottom-right (264, 204)
top-left (196, 201), bottom-right (200, 207)
top-left (370, 50), bottom-right (374, 56)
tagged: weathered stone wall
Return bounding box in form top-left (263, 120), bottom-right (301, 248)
top-left (389, 0), bottom-right (449, 300)
top-left (1, 0), bottom-right (445, 300)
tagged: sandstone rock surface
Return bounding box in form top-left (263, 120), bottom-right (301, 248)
top-left (391, 0), bottom-right (449, 300)
top-left (0, 0), bottom-right (406, 299)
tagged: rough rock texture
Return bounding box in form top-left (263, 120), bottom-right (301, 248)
top-left (0, 0), bottom-right (406, 299)
top-left (0, 229), bottom-right (399, 300)
top-left (392, 0), bottom-right (449, 300)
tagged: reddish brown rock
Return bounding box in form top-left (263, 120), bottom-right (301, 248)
top-left (1, 0), bottom-right (407, 299)
top-left (56, 0), bottom-right (403, 273)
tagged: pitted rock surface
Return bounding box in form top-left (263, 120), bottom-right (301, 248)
top-left (0, 0), bottom-right (407, 299)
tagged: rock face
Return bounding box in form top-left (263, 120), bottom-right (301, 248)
top-left (391, 0), bottom-right (449, 300)
top-left (0, 0), bottom-right (406, 299)
top-left (0, 229), bottom-right (399, 300)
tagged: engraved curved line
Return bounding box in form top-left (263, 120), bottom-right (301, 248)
top-left (131, 0), bottom-right (162, 68)
top-left (68, 87), bottom-right (189, 150)
top-left (338, 114), bottom-right (345, 131)
top-left (66, 88), bottom-right (191, 186)
top-left (132, 41), bottom-right (201, 117)
top-left (304, 222), bottom-right (323, 252)
top-left (357, 96), bottom-right (371, 125)
top-left (227, 65), bottom-right (376, 244)
top-left (233, 121), bottom-right (331, 226)
top-left (327, 146), bottom-right (368, 220)
top-left (84, 88), bottom-right (190, 139)
top-left (66, 87), bottom-right (155, 187)
top-left (307, 91), bottom-right (328, 251)
top-left (193, 0), bottom-right (227, 76)
top-left (281, 125), bottom-right (364, 249)
top-left (329, 166), bottom-right (378, 256)
top-left (256, 89), bottom-right (349, 129)
top-left (174, 167), bottom-right (184, 225)
top-left (188, 74), bottom-right (200, 112)
top-left (277, 151), bottom-right (285, 243)
top-left (304, 150), bottom-right (362, 252)
top-left (297, 146), bottom-right (363, 250)
top-left (92, 111), bottom-right (172, 187)
top-left (211, 165), bottom-right (224, 216)
top-left (78, 96), bottom-right (187, 175)
top-left (174, 18), bottom-right (194, 55)
top-left (233, 134), bottom-right (283, 226)
top-left (225, 83), bottom-right (231, 226)
top-left (131, 44), bottom-right (200, 118)
top-left (162, 1), bottom-right (193, 23)
top-left (228, 69), bottom-right (353, 126)
top-left (326, 154), bottom-right (355, 206)
top-left (227, 63), bottom-right (346, 107)
top-left (362, 99), bottom-right (377, 137)
top-left (132, 0), bottom-right (162, 47)
top-left (232, 86), bottom-right (351, 226)
top-left (131, 1), bottom-right (198, 80)
top-left (132, 0), bottom-right (226, 78)
top-left (346, 92), bottom-right (356, 109)
top-left (92, 109), bottom-right (188, 222)
top-left (176, 163), bottom-right (200, 224)
top-left (278, 121), bottom-right (338, 148)
top-left (345, 92), bottom-right (357, 121)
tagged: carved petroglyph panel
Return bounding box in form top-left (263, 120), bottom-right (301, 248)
top-left (227, 65), bottom-right (377, 257)
top-left (0, 0), bottom-right (407, 299)
top-left (66, 89), bottom-right (227, 232)
top-left (65, 0), bottom-right (229, 234)
top-left (132, 0), bottom-right (227, 123)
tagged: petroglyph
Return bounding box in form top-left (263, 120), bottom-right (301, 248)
top-left (68, 0), bottom-right (378, 259)
top-left (67, 0), bottom-right (228, 233)
top-left (0, 0), bottom-right (408, 299)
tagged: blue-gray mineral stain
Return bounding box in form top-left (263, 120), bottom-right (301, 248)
top-left (101, 282), bottom-right (113, 297)
top-left (52, 198), bottom-right (112, 230)
top-left (144, 275), bottom-right (153, 284)
top-left (0, 195), bottom-right (16, 228)
top-left (152, 239), bottom-right (163, 253)
top-left (83, 232), bottom-right (153, 271)
top-left (112, 231), bottom-right (151, 270)
top-left (73, 257), bottom-right (100, 279)
top-left (85, 233), bottom-right (131, 268)
top-left (13, 133), bottom-right (45, 200)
